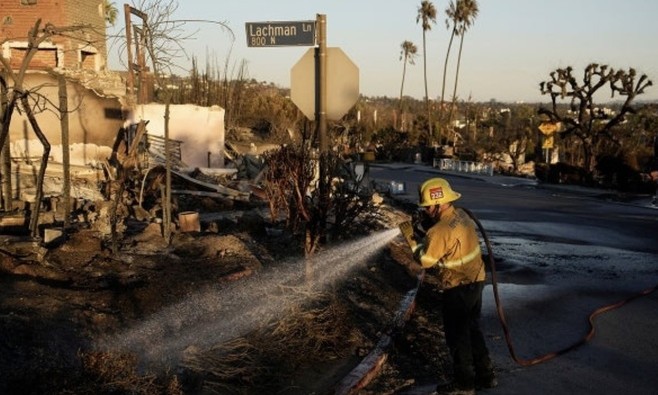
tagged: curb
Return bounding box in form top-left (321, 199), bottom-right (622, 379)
top-left (334, 275), bottom-right (423, 395)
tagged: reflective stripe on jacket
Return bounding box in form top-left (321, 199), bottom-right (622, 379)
top-left (414, 205), bottom-right (485, 290)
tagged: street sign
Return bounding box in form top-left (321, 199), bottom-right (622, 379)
top-left (538, 122), bottom-right (559, 135)
top-left (245, 21), bottom-right (315, 47)
top-left (290, 47), bottom-right (359, 120)
top-left (542, 135), bottom-right (554, 149)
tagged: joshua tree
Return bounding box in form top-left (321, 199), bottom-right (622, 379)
top-left (416, 1), bottom-right (437, 140)
top-left (399, 40), bottom-right (418, 131)
top-left (447, 0), bottom-right (479, 128)
top-left (539, 63), bottom-right (652, 174)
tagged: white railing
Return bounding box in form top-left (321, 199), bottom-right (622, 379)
top-left (433, 158), bottom-right (494, 177)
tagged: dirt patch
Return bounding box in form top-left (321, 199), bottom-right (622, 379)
top-left (0, 200), bottom-right (455, 394)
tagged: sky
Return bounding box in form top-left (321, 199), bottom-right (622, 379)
top-left (107, 0), bottom-right (658, 103)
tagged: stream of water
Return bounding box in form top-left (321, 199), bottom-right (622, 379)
top-left (100, 228), bottom-right (400, 365)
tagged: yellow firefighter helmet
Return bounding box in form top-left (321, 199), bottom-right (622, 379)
top-left (418, 178), bottom-right (461, 207)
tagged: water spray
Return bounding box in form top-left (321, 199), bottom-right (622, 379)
top-left (99, 228), bottom-right (400, 366)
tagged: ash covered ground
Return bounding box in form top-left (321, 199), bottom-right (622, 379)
top-left (0, 199), bottom-right (456, 395)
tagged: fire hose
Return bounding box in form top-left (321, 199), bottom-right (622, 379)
top-left (401, 208), bottom-right (658, 367)
top-left (338, 209), bottom-right (657, 394)
top-left (460, 206), bottom-right (658, 367)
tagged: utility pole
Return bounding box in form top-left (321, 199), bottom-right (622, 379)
top-left (58, 76), bottom-right (70, 229)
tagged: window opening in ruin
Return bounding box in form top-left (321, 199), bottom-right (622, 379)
top-left (80, 50), bottom-right (97, 70)
top-left (12, 47), bottom-right (58, 69)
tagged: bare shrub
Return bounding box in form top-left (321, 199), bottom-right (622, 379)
top-left (71, 351), bottom-right (182, 395)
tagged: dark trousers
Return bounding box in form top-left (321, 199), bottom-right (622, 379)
top-left (441, 281), bottom-right (493, 387)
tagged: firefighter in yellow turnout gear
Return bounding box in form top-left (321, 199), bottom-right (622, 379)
top-left (405, 178), bottom-right (496, 394)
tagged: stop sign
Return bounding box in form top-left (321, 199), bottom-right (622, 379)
top-left (290, 47), bottom-right (359, 120)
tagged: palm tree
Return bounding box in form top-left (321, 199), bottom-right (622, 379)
top-left (417, 1), bottom-right (437, 141)
top-left (399, 40), bottom-right (418, 131)
top-left (104, 0), bottom-right (119, 26)
top-left (447, 0), bottom-right (479, 130)
top-left (438, 0), bottom-right (459, 146)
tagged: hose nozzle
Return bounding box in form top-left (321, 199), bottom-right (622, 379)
top-left (398, 221), bottom-right (417, 250)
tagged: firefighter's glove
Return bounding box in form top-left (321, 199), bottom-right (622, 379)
top-left (398, 221), bottom-right (418, 252)
top-left (412, 208), bottom-right (431, 239)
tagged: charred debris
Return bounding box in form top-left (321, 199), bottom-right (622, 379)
top-left (0, 117), bottom-right (395, 281)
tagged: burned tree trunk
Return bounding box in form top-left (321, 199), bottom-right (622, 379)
top-left (0, 76), bottom-right (11, 210)
top-left (21, 94), bottom-right (50, 237)
top-left (1, 133), bottom-right (10, 211)
top-left (109, 121), bottom-right (147, 253)
top-left (0, 93), bottom-right (17, 172)
top-left (58, 75), bottom-right (71, 229)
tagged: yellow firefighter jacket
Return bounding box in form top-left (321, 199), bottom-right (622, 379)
top-left (414, 205), bottom-right (485, 290)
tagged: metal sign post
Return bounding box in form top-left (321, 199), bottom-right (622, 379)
top-left (538, 122), bottom-right (560, 164)
top-left (316, 14), bottom-right (327, 153)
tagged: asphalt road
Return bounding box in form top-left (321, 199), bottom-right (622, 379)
top-left (369, 162), bottom-right (658, 395)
